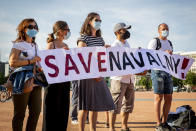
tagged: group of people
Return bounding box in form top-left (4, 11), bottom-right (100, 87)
top-left (8, 12), bottom-right (174, 131)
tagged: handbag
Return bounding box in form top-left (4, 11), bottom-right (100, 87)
top-left (23, 43), bottom-right (48, 92)
top-left (34, 71), bottom-right (48, 87)
top-left (33, 44), bottom-right (48, 87)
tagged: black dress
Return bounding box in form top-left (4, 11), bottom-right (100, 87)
top-left (42, 82), bottom-right (70, 131)
top-left (42, 43), bottom-right (70, 131)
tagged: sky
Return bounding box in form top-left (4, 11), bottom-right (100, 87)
top-left (0, 0), bottom-right (196, 62)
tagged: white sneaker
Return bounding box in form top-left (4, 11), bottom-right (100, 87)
top-left (71, 120), bottom-right (78, 125)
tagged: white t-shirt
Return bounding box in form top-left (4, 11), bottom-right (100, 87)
top-left (148, 38), bottom-right (172, 51)
top-left (148, 38), bottom-right (173, 71)
top-left (11, 41), bottom-right (41, 69)
top-left (110, 39), bottom-right (134, 84)
top-left (12, 41), bottom-right (38, 60)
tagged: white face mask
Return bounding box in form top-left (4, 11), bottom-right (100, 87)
top-left (161, 30), bottom-right (169, 38)
top-left (64, 32), bottom-right (71, 40)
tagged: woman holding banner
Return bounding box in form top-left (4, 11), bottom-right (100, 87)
top-left (77, 12), bottom-right (115, 131)
top-left (42, 21), bottom-right (71, 131)
top-left (9, 18), bottom-right (42, 131)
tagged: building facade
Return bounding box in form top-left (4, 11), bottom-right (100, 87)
top-left (0, 62), bottom-right (9, 77)
top-left (174, 51), bottom-right (196, 73)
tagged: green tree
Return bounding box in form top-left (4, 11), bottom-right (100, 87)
top-left (184, 71), bottom-right (196, 86)
top-left (0, 72), bottom-right (6, 85)
top-left (173, 77), bottom-right (183, 87)
top-left (172, 77), bottom-right (184, 91)
top-left (138, 76), bottom-right (152, 91)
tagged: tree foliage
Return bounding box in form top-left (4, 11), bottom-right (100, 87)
top-left (184, 71), bottom-right (196, 86)
top-left (138, 76), bottom-right (152, 91)
top-left (172, 77), bottom-right (184, 88)
top-left (0, 72), bottom-right (6, 85)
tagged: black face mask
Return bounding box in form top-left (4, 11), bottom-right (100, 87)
top-left (119, 31), bottom-right (130, 40)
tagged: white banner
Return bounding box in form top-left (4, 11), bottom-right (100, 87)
top-left (38, 47), bottom-right (194, 84)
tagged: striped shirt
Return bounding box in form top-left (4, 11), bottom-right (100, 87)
top-left (78, 34), bottom-right (105, 47)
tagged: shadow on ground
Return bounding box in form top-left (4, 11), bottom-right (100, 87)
top-left (96, 121), bottom-right (156, 129)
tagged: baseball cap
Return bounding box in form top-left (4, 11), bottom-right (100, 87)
top-left (113, 23), bottom-right (131, 33)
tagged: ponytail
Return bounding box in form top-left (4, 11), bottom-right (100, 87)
top-left (47, 33), bottom-right (55, 43)
top-left (47, 21), bottom-right (68, 43)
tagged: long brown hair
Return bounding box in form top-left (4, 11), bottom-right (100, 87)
top-left (80, 12), bottom-right (101, 37)
top-left (47, 21), bottom-right (68, 43)
top-left (14, 18), bottom-right (38, 43)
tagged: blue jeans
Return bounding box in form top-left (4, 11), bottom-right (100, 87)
top-left (151, 70), bottom-right (173, 94)
top-left (70, 81), bottom-right (79, 120)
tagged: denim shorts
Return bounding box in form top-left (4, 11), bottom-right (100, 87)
top-left (151, 70), bottom-right (173, 94)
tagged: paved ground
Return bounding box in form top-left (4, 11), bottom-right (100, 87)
top-left (0, 91), bottom-right (196, 131)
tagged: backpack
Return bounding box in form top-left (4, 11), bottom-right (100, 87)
top-left (148, 38), bottom-right (173, 74)
top-left (167, 105), bottom-right (196, 129)
top-left (154, 37), bottom-right (173, 52)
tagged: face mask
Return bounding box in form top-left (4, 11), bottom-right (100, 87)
top-left (161, 30), bottom-right (169, 38)
top-left (26, 29), bottom-right (38, 38)
top-left (64, 31), bottom-right (71, 40)
top-left (93, 21), bottom-right (101, 30)
top-left (119, 31), bottom-right (130, 40)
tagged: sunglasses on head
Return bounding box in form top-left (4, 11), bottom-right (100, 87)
top-left (95, 19), bottom-right (102, 23)
top-left (27, 24), bottom-right (38, 30)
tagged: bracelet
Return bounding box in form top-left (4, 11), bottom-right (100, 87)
top-left (28, 60), bottom-right (31, 65)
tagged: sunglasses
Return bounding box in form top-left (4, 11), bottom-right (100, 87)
top-left (27, 24), bottom-right (38, 30)
top-left (95, 19), bottom-right (102, 23)
top-left (62, 28), bottom-right (70, 32)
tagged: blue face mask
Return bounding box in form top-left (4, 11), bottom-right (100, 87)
top-left (26, 29), bottom-right (38, 38)
top-left (161, 30), bottom-right (169, 38)
top-left (64, 32), bottom-right (71, 40)
top-left (93, 21), bottom-right (101, 30)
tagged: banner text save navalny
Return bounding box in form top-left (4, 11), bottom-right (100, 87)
top-left (38, 47), bottom-right (194, 84)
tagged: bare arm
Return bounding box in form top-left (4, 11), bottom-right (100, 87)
top-left (46, 42), bottom-right (55, 50)
top-left (9, 48), bottom-right (40, 68)
top-left (77, 41), bottom-right (87, 47)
